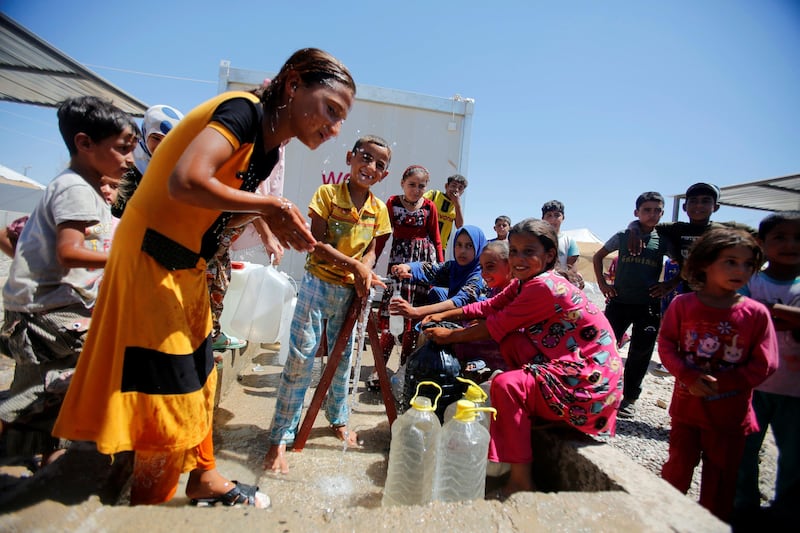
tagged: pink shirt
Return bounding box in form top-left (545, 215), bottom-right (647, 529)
top-left (658, 292), bottom-right (778, 433)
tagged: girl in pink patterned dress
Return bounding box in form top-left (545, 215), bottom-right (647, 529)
top-left (369, 165), bottom-right (443, 389)
top-left (422, 218), bottom-right (622, 498)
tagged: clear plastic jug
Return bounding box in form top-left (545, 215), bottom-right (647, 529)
top-left (382, 381), bottom-right (442, 507)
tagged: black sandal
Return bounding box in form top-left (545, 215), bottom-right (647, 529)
top-left (190, 480), bottom-right (262, 507)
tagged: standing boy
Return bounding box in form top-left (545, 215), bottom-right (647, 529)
top-left (542, 200), bottom-right (583, 287)
top-left (490, 215), bottom-right (511, 242)
top-left (425, 174), bottom-right (467, 253)
top-left (0, 96), bottom-right (138, 461)
top-left (264, 135), bottom-right (392, 474)
top-left (593, 192), bottom-right (670, 418)
top-left (734, 211), bottom-right (800, 523)
top-left (630, 182), bottom-right (723, 374)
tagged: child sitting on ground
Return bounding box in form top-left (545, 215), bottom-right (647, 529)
top-left (453, 240), bottom-right (513, 376)
top-left (389, 225), bottom-right (487, 321)
top-left (658, 227), bottom-right (778, 522)
top-left (264, 135), bottom-right (392, 474)
top-left (0, 96), bottom-right (138, 463)
top-left (422, 218), bottom-right (622, 498)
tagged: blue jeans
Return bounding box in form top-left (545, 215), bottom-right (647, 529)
top-left (735, 390), bottom-right (800, 510)
top-left (268, 273), bottom-right (355, 445)
top-left (603, 299), bottom-right (661, 402)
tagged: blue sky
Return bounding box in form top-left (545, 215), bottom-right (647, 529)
top-left (1, 0), bottom-right (799, 241)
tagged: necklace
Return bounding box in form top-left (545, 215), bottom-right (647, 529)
top-left (401, 196), bottom-right (421, 210)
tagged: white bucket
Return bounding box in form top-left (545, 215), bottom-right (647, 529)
top-left (229, 264), bottom-right (294, 343)
top-left (218, 261), bottom-right (261, 335)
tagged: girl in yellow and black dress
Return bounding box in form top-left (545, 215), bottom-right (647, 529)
top-left (54, 48), bottom-right (356, 507)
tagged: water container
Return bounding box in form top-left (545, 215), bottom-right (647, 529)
top-left (276, 294), bottom-right (297, 365)
top-left (389, 283), bottom-right (404, 338)
top-left (402, 322), bottom-right (464, 421)
top-left (433, 400), bottom-right (497, 502)
top-left (218, 261), bottom-right (261, 335)
top-left (381, 382), bottom-right (442, 507)
top-left (443, 377), bottom-right (490, 430)
top-left (229, 264), bottom-right (293, 343)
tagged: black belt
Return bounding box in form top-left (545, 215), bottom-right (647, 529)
top-left (141, 228), bottom-right (201, 271)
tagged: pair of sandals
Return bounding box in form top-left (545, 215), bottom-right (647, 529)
top-left (190, 480), bottom-right (270, 508)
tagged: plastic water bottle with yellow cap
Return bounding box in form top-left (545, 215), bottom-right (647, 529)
top-left (382, 381), bottom-right (443, 507)
top-left (433, 399), bottom-right (497, 502)
top-left (442, 377), bottom-right (490, 430)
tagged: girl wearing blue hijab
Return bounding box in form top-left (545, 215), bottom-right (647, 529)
top-left (390, 225), bottom-right (488, 321)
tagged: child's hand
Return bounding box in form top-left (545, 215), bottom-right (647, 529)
top-left (626, 222), bottom-right (643, 256)
top-left (390, 264), bottom-right (412, 279)
top-left (352, 262), bottom-right (373, 298)
top-left (388, 296), bottom-right (415, 318)
top-left (262, 198), bottom-right (315, 253)
top-left (422, 313), bottom-right (446, 325)
top-left (687, 374), bottom-right (718, 397)
top-left (369, 271), bottom-right (387, 291)
top-left (423, 326), bottom-right (456, 344)
top-left (648, 280), bottom-right (676, 299)
top-left (597, 280), bottom-right (615, 300)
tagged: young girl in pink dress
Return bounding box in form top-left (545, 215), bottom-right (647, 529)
top-left (422, 218), bottom-right (622, 497)
top-left (370, 165), bottom-right (442, 389)
top-left (658, 227), bottom-right (778, 522)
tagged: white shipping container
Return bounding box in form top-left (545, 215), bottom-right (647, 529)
top-left (218, 60), bottom-right (475, 284)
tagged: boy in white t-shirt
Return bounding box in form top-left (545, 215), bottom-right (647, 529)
top-left (542, 200), bottom-right (583, 288)
top-left (0, 96), bottom-right (138, 462)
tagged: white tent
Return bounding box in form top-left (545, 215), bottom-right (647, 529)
top-left (0, 163), bottom-right (45, 215)
top-left (562, 228), bottom-right (614, 284)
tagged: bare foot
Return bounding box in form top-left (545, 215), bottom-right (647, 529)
top-left (263, 443), bottom-right (289, 474)
top-left (331, 425), bottom-right (361, 447)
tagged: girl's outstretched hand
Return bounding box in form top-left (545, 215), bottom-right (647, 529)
top-left (388, 296), bottom-right (415, 318)
top-left (423, 326), bottom-right (457, 344)
top-left (262, 198), bottom-right (315, 253)
top-left (422, 313), bottom-right (447, 325)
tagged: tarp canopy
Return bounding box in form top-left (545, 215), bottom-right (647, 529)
top-left (672, 173), bottom-right (800, 220)
top-left (0, 163), bottom-right (45, 213)
top-left (0, 14), bottom-right (147, 116)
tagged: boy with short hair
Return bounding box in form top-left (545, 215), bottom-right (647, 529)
top-left (425, 173), bottom-right (467, 251)
top-left (542, 200), bottom-right (582, 287)
top-left (0, 96), bottom-right (138, 460)
top-left (264, 135), bottom-right (392, 474)
top-left (734, 211), bottom-right (800, 523)
top-left (630, 182), bottom-right (723, 374)
top-left (593, 192), bottom-right (670, 418)
top-left (490, 215), bottom-right (511, 242)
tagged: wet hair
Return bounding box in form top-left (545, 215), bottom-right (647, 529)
top-left (446, 174), bottom-right (468, 188)
top-left (57, 96), bottom-right (140, 156)
top-left (352, 135), bottom-right (391, 167)
top-left (258, 48), bottom-right (355, 110)
top-left (509, 218), bottom-right (559, 270)
top-left (401, 165), bottom-right (430, 183)
top-left (635, 191), bottom-right (665, 209)
top-left (483, 240), bottom-right (509, 260)
top-left (684, 227), bottom-right (764, 289)
top-left (541, 200), bottom-right (565, 216)
top-left (494, 215), bottom-right (511, 225)
top-left (758, 211), bottom-right (800, 240)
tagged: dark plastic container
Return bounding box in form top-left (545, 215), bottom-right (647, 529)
top-left (402, 321), bottom-right (466, 421)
